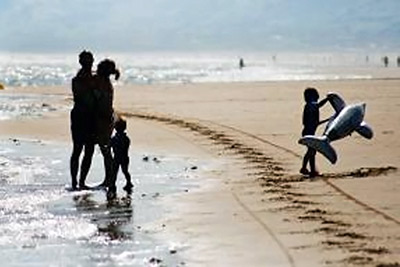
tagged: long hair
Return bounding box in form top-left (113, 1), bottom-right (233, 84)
top-left (97, 59), bottom-right (117, 78)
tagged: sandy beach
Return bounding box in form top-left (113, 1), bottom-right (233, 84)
top-left (1, 79), bottom-right (400, 266)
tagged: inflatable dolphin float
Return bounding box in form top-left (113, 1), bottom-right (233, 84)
top-left (298, 93), bottom-right (373, 164)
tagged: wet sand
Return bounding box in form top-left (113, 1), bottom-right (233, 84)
top-left (1, 79), bottom-right (400, 266)
top-left (0, 137), bottom-right (203, 266)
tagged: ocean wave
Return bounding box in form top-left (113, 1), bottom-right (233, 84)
top-left (0, 52), bottom-right (396, 87)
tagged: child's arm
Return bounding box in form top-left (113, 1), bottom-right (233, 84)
top-left (319, 117), bottom-right (330, 125)
top-left (317, 97), bottom-right (329, 108)
top-left (318, 94), bottom-right (335, 124)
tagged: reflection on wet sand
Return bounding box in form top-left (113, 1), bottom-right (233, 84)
top-left (0, 139), bottom-right (190, 266)
top-left (73, 193), bottom-right (133, 241)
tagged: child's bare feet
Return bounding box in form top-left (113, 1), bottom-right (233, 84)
top-left (309, 171), bottom-right (320, 178)
top-left (300, 168), bottom-right (309, 175)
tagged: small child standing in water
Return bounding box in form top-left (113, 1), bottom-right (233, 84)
top-left (110, 118), bottom-right (133, 196)
top-left (300, 87), bottom-right (330, 177)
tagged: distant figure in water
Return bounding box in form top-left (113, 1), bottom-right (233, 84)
top-left (239, 58), bottom-right (245, 69)
top-left (93, 59), bottom-right (120, 197)
top-left (70, 50), bottom-right (96, 190)
top-left (397, 56), bottom-right (400, 67)
top-left (109, 117), bottom-right (133, 197)
top-left (300, 88), bottom-right (330, 178)
top-left (383, 56), bottom-right (389, 67)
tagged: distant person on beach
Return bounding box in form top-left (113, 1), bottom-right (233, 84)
top-left (93, 59), bottom-right (120, 196)
top-left (383, 56), bottom-right (389, 67)
top-left (70, 50), bottom-right (96, 190)
top-left (239, 58), bottom-right (245, 69)
top-left (300, 87), bottom-right (330, 177)
top-left (397, 56), bottom-right (400, 67)
top-left (109, 117), bottom-right (133, 197)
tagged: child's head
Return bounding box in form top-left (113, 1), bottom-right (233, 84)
top-left (304, 87), bottom-right (319, 102)
top-left (115, 118), bottom-right (127, 133)
top-left (78, 50), bottom-right (94, 69)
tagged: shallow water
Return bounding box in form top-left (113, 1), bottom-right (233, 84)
top-left (1, 52), bottom-right (398, 87)
top-left (0, 93), bottom-right (62, 121)
top-left (0, 139), bottom-right (200, 266)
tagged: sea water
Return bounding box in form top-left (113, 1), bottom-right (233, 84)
top-left (0, 51), bottom-right (399, 87)
top-left (0, 138), bottom-right (199, 266)
top-left (0, 93), bottom-right (62, 120)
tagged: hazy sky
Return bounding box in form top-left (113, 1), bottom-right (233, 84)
top-left (0, 0), bottom-right (399, 52)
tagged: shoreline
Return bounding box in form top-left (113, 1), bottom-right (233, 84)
top-left (1, 79), bottom-right (399, 266)
top-left (2, 73), bottom-right (400, 92)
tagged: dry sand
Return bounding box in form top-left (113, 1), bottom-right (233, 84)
top-left (2, 79), bottom-right (400, 266)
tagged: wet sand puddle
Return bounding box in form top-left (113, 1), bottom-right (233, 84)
top-left (0, 138), bottom-right (201, 266)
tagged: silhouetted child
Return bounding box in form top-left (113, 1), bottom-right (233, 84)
top-left (110, 118), bottom-right (133, 193)
top-left (300, 88), bottom-right (329, 177)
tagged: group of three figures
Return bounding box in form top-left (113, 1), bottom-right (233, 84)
top-left (69, 50), bottom-right (133, 199)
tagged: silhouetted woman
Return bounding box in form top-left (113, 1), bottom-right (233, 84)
top-left (93, 59), bottom-right (120, 195)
